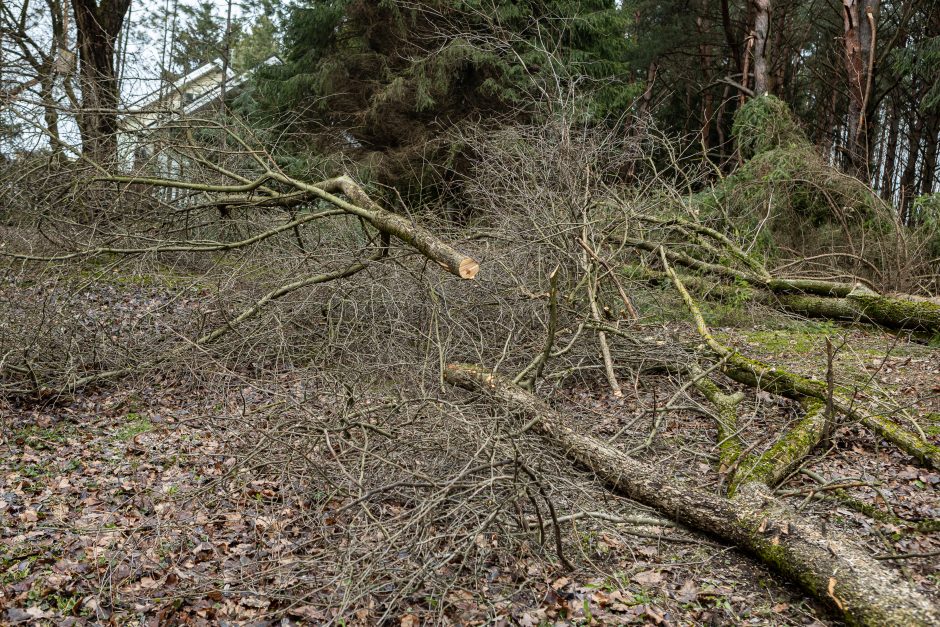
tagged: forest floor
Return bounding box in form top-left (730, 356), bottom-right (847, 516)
top-left (1, 282), bottom-right (939, 625)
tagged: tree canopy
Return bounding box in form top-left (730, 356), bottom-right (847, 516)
top-left (249, 0), bottom-right (633, 194)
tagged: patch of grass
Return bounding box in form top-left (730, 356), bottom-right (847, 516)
top-left (19, 464), bottom-right (47, 479)
top-left (63, 459), bottom-right (82, 473)
top-left (114, 413), bottom-right (153, 441)
top-left (925, 413), bottom-right (940, 437)
top-left (2, 555), bottom-right (37, 585)
top-left (14, 424), bottom-right (76, 450)
top-left (51, 592), bottom-right (80, 614)
top-left (730, 321), bottom-right (840, 356)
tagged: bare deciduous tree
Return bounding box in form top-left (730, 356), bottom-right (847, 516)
top-left (72, 0), bottom-right (130, 162)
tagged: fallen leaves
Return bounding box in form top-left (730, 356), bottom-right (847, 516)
top-left (632, 569), bottom-right (664, 586)
top-left (675, 578), bottom-right (699, 604)
top-left (2, 338), bottom-right (932, 626)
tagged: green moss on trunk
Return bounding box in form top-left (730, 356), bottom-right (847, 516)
top-left (730, 398), bottom-right (826, 496)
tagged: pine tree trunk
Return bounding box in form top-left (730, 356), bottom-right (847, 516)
top-left (751, 0), bottom-right (771, 95)
top-left (842, 0), bottom-right (879, 177)
top-left (880, 97), bottom-right (901, 201)
top-left (920, 115), bottom-right (938, 197)
top-left (899, 115), bottom-right (924, 225)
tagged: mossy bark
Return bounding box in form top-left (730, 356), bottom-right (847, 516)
top-left (721, 354), bottom-right (940, 470)
top-left (778, 291), bottom-right (940, 334)
top-left (626, 239), bottom-right (940, 335)
top-left (694, 370), bottom-right (827, 497)
top-left (692, 374), bottom-right (744, 469)
top-left (660, 258), bottom-right (940, 470)
top-left (730, 398), bottom-right (827, 495)
top-left (846, 291), bottom-right (940, 333)
top-left (768, 279), bottom-right (856, 298)
top-left (623, 262), bottom-right (940, 334)
top-left (444, 364), bottom-right (940, 626)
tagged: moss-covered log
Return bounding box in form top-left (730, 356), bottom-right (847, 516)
top-left (694, 366), bottom-right (828, 496)
top-left (624, 262), bottom-right (940, 334)
top-left (651, 248), bottom-right (939, 332)
top-left (691, 372), bottom-right (744, 469)
top-left (730, 398), bottom-right (827, 495)
top-left (623, 264), bottom-right (856, 302)
top-left (846, 289), bottom-right (940, 333)
top-left (720, 354), bottom-right (940, 470)
top-left (777, 288), bottom-right (940, 334)
top-left (444, 364), bottom-right (940, 626)
top-left (661, 257), bottom-right (940, 470)
top-left (768, 279), bottom-right (856, 298)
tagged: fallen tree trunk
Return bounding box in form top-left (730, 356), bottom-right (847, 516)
top-left (777, 290), bottom-right (940, 335)
top-left (102, 173), bottom-right (480, 280)
top-left (693, 370), bottom-right (828, 496)
top-left (720, 355), bottom-right (940, 470)
top-left (280, 175), bottom-right (480, 280)
top-left (444, 364), bottom-right (940, 626)
top-left (659, 256), bottom-right (940, 470)
top-left (628, 263), bottom-right (940, 335)
top-left (620, 242), bottom-right (939, 334)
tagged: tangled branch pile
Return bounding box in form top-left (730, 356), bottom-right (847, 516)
top-left (1, 100), bottom-right (938, 624)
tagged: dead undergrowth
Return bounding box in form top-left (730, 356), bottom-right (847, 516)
top-left (1, 274), bottom-right (937, 624)
top-left (1, 111), bottom-right (938, 625)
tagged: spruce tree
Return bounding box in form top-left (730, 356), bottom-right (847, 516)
top-left (251, 1), bottom-right (632, 196)
top-left (173, 1), bottom-right (227, 75)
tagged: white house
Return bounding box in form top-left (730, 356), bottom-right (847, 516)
top-left (117, 56), bottom-right (278, 173)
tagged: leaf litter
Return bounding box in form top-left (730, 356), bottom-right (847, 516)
top-left (0, 322), bottom-right (937, 624)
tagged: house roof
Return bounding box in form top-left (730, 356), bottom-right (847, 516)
top-left (181, 55), bottom-right (280, 116)
top-left (119, 56), bottom-right (280, 130)
top-left (125, 60), bottom-right (226, 112)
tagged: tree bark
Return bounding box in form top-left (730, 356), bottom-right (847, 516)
top-left (841, 0), bottom-right (879, 177)
top-left (920, 114), bottom-right (938, 197)
top-left (660, 261), bottom-right (940, 470)
top-left (776, 289), bottom-right (940, 334)
top-left (624, 236), bottom-right (940, 334)
top-left (38, 64), bottom-right (64, 157)
top-left (72, 0), bottom-right (131, 163)
top-left (103, 171), bottom-right (481, 280)
top-left (444, 364), bottom-right (940, 627)
top-left (880, 96), bottom-right (900, 201)
top-left (628, 262), bottom-right (940, 334)
top-left (751, 0), bottom-right (771, 95)
top-left (899, 113), bottom-right (924, 225)
top-left (306, 175), bottom-right (479, 279)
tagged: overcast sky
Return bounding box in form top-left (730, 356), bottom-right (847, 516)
top-left (120, 0), bottom-right (255, 104)
top-left (1, 0), bottom-right (264, 154)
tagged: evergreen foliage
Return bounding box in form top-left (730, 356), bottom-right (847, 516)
top-left (173, 1), bottom-right (227, 75)
top-left (731, 96), bottom-right (807, 160)
top-left (249, 1), bottom-right (632, 195)
top-left (232, 12), bottom-right (279, 71)
top-left (700, 96), bottom-right (890, 262)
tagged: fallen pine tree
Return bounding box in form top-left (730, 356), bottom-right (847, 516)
top-left (618, 233), bottom-right (940, 336)
top-left (653, 249), bottom-right (940, 471)
top-left (443, 363), bottom-right (940, 626)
